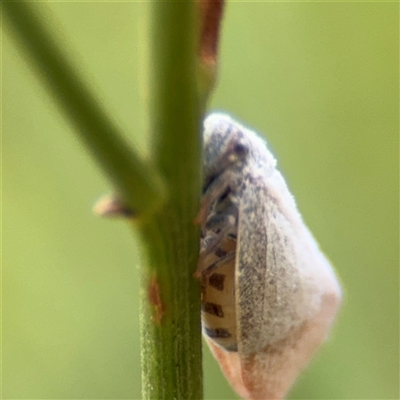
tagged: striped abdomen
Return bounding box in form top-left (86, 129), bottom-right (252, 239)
top-left (200, 237), bottom-right (238, 352)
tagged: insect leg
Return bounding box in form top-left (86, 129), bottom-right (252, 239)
top-left (196, 169), bottom-right (235, 226)
top-left (195, 250), bottom-right (236, 278)
top-left (203, 205), bottom-right (237, 251)
top-left (196, 209), bottom-right (237, 277)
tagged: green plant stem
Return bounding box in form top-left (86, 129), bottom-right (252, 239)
top-left (4, 1), bottom-right (204, 398)
top-left (2, 1), bottom-right (165, 219)
top-left (138, 2), bottom-right (203, 399)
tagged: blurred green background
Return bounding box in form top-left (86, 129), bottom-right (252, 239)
top-left (3, 1), bottom-right (398, 399)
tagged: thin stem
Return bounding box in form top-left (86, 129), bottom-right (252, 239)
top-left (2, 1), bottom-right (165, 219)
top-left (138, 2), bottom-right (203, 399)
top-left (3, 1), bottom-right (225, 398)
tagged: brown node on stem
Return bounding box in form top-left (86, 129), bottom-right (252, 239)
top-left (198, 0), bottom-right (225, 67)
top-left (93, 194), bottom-right (135, 218)
top-left (148, 275), bottom-right (165, 324)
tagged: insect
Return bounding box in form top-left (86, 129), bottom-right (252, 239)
top-left (196, 113), bottom-right (342, 400)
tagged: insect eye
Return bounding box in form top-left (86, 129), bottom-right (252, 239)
top-left (233, 143), bottom-right (248, 156)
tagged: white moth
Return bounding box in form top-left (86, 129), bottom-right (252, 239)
top-left (196, 113), bottom-right (342, 400)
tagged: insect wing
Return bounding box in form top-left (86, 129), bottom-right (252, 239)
top-left (234, 173), bottom-right (341, 400)
top-left (204, 335), bottom-right (252, 399)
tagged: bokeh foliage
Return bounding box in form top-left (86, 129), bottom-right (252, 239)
top-left (3, 1), bottom-right (398, 399)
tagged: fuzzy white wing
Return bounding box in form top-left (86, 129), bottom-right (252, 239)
top-left (235, 170), bottom-right (341, 399)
